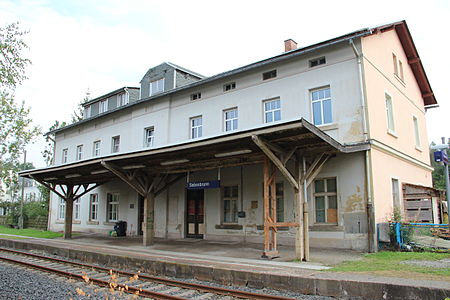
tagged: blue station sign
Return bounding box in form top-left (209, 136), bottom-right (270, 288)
top-left (434, 151), bottom-right (448, 164)
top-left (187, 180), bottom-right (221, 190)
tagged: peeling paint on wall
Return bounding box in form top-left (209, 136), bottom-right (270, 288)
top-left (345, 187), bottom-right (364, 213)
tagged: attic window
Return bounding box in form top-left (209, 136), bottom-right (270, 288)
top-left (150, 78), bottom-right (165, 96)
top-left (262, 70), bottom-right (277, 80)
top-left (223, 82), bottom-right (236, 92)
top-left (309, 57), bottom-right (326, 68)
top-left (190, 92), bottom-right (201, 101)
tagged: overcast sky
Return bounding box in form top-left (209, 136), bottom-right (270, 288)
top-left (1, 0), bottom-right (449, 167)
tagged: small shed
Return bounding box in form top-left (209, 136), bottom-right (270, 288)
top-left (402, 183), bottom-right (444, 223)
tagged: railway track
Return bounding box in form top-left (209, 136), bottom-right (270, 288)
top-left (0, 247), bottom-right (298, 300)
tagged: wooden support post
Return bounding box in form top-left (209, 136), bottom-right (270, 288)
top-left (143, 191), bottom-right (155, 246)
top-left (294, 158), bottom-right (304, 260)
top-left (64, 187), bottom-right (74, 239)
top-left (303, 202), bottom-right (310, 261)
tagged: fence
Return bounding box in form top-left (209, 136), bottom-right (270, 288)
top-left (392, 222), bottom-right (449, 250)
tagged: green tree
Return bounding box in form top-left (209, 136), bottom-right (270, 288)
top-left (0, 22), bottom-right (41, 195)
top-left (71, 89), bottom-right (90, 123)
top-left (42, 120), bottom-right (67, 166)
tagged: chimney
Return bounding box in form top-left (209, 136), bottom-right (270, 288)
top-left (284, 39), bottom-right (297, 52)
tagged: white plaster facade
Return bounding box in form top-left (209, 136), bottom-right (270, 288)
top-left (45, 21), bottom-right (436, 251)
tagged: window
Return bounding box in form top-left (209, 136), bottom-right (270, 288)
top-left (58, 198), bottom-right (65, 220)
top-left (74, 199), bottom-right (80, 220)
top-left (223, 82), bottom-right (236, 92)
top-left (314, 178), bottom-right (337, 224)
top-left (93, 141), bottom-right (101, 157)
top-left (107, 193), bottom-right (119, 222)
top-left (99, 99), bottom-right (108, 113)
top-left (413, 116), bottom-right (420, 148)
top-left (85, 105), bottom-right (91, 119)
top-left (398, 60), bottom-right (404, 81)
top-left (311, 87), bottom-right (332, 126)
top-left (117, 92), bottom-right (129, 106)
top-left (392, 178), bottom-right (400, 210)
top-left (224, 108), bottom-right (238, 132)
top-left (76, 145), bottom-right (83, 160)
top-left (190, 116), bottom-right (202, 139)
top-left (111, 136), bottom-right (120, 153)
top-left (263, 70), bottom-right (277, 80)
top-left (264, 98), bottom-right (281, 123)
top-left (385, 93), bottom-right (395, 133)
top-left (89, 194), bottom-right (98, 221)
top-left (144, 127), bottom-right (154, 148)
top-left (392, 53), bottom-right (398, 76)
top-left (62, 149), bottom-right (68, 163)
top-left (309, 56), bottom-right (326, 68)
top-left (223, 186), bottom-right (238, 223)
top-left (150, 78), bottom-right (165, 96)
top-left (190, 92), bottom-right (201, 101)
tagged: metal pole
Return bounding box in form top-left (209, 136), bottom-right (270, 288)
top-left (18, 150), bottom-right (26, 229)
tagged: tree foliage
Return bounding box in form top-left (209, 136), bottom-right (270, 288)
top-left (71, 89), bottom-right (90, 123)
top-left (0, 22), bottom-right (41, 195)
top-left (42, 120), bottom-right (67, 166)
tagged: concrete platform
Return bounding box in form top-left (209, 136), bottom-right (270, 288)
top-left (0, 234), bottom-right (449, 300)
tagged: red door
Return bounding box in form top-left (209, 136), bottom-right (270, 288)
top-left (186, 189), bottom-right (204, 238)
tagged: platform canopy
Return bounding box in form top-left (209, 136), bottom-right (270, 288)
top-left (20, 118), bottom-right (368, 186)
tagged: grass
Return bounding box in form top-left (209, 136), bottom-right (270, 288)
top-left (0, 225), bottom-right (63, 239)
top-left (329, 251), bottom-right (450, 281)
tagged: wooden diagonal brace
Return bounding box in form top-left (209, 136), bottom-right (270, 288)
top-left (305, 154), bottom-right (331, 187)
top-left (155, 174), bottom-right (185, 197)
top-left (30, 176), bottom-right (66, 200)
top-left (73, 183), bottom-right (104, 201)
top-left (101, 161), bottom-right (146, 196)
top-left (252, 135), bottom-right (299, 190)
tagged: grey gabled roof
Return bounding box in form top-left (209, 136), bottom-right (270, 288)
top-left (49, 26), bottom-right (374, 135)
top-left (165, 62), bottom-right (205, 79)
top-left (82, 87), bottom-right (140, 107)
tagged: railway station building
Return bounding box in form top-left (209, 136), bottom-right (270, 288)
top-left (20, 20), bottom-right (438, 260)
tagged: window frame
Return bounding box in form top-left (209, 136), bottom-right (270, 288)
top-left (223, 107), bottom-right (238, 132)
top-left (263, 98), bottom-right (281, 123)
top-left (144, 127), bottom-right (155, 148)
top-left (313, 178), bottom-right (338, 224)
top-left (62, 148), bottom-right (68, 164)
top-left (262, 70), bottom-right (277, 80)
top-left (190, 116), bottom-right (203, 139)
top-left (111, 136), bottom-right (120, 153)
top-left (58, 197), bottom-right (65, 220)
top-left (107, 193), bottom-right (119, 222)
top-left (89, 194), bottom-right (98, 221)
top-left (117, 92), bottom-right (129, 107)
top-left (413, 116), bottom-right (421, 148)
top-left (223, 82), bottom-right (236, 92)
top-left (73, 198), bottom-right (81, 220)
top-left (311, 86), bottom-right (332, 126)
top-left (85, 105), bottom-right (91, 118)
top-left (392, 178), bottom-right (401, 210)
top-left (222, 185), bottom-right (239, 224)
top-left (190, 92), bottom-right (201, 101)
top-left (150, 78), bottom-right (165, 96)
top-left (93, 140), bottom-right (101, 157)
top-left (385, 92), bottom-right (396, 134)
top-left (76, 145), bottom-right (83, 161)
top-left (309, 56), bottom-right (326, 68)
top-left (99, 99), bottom-right (108, 113)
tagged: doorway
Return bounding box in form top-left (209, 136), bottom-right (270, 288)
top-left (138, 195), bottom-right (144, 235)
top-left (186, 189), bottom-right (204, 238)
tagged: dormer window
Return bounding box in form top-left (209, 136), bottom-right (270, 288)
top-left (150, 78), bottom-right (165, 96)
top-left (84, 105), bottom-right (91, 119)
top-left (117, 92), bottom-right (129, 107)
top-left (309, 56), bottom-right (326, 68)
top-left (99, 99), bottom-right (108, 113)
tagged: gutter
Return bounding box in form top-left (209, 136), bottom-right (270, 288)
top-left (349, 38), bottom-right (376, 253)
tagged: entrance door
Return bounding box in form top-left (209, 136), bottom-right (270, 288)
top-left (186, 189), bottom-right (204, 238)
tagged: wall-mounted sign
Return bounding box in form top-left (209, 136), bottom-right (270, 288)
top-left (187, 180), bottom-right (220, 190)
top-left (434, 151), bottom-right (448, 164)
